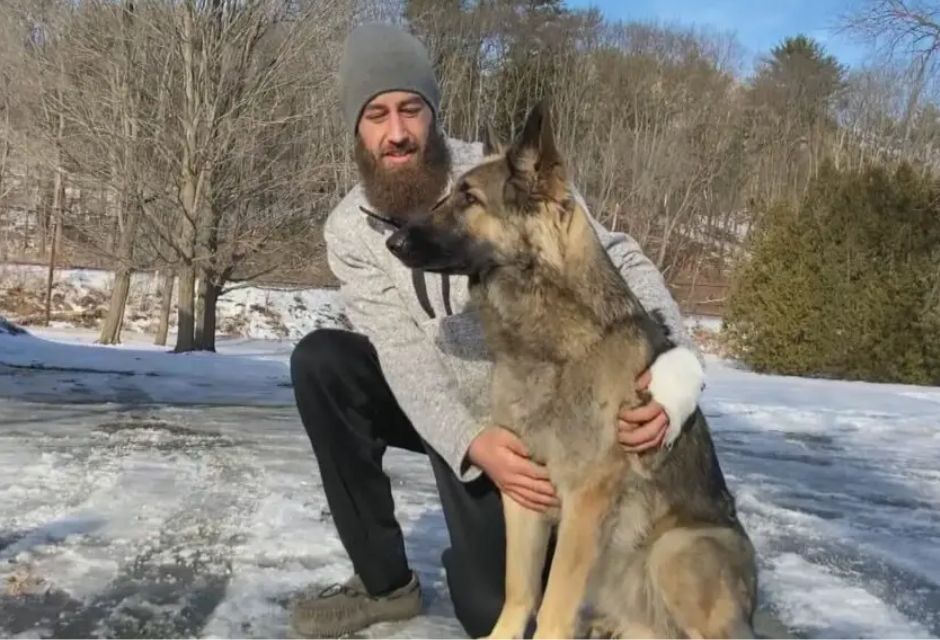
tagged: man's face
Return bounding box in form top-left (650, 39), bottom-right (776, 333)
top-left (358, 91), bottom-right (433, 170)
top-left (355, 90), bottom-right (451, 220)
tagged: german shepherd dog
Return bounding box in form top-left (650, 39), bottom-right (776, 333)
top-left (385, 103), bottom-right (757, 639)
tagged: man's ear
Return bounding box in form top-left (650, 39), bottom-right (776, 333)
top-left (507, 100), bottom-right (567, 203)
top-left (482, 123), bottom-right (506, 156)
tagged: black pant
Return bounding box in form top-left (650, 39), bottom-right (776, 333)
top-left (290, 328), bottom-right (506, 638)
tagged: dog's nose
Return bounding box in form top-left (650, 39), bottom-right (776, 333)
top-left (386, 231), bottom-right (409, 257)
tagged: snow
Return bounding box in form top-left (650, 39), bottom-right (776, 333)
top-left (685, 313), bottom-right (723, 334)
top-left (0, 328), bottom-right (295, 406)
top-left (0, 264), bottom-right (349, 341)
top-left (1, 321), bottom-right (940, 638)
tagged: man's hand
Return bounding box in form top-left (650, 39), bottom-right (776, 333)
top-left (468, 426), bottom-right (559, 513)
top-left (617, 368), bottom-right (669, 453)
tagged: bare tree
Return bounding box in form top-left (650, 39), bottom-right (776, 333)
top-left (136, 0), bottom-right (355, 352)
top-left (4, 0), bottom-right (937, 331)
top-left (23, 1), bottom-right (73, 326)
top-left (844, 1), bottom-right (940, 141)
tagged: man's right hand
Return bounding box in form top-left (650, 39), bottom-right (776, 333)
top-left (468, 426), bottom-right (559, 512)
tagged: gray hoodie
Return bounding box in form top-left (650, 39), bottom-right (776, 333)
top-left (323, 138), bottom-right (700, 482)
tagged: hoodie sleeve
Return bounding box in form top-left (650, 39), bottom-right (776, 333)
top-left (323, 208), bottom-right (488, 483)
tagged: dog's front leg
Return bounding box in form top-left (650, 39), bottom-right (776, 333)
top-left (486, 494), bottom-right (553, 639)
top-left (533, 477), bottom-right (613, 639)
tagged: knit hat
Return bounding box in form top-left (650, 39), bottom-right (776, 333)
top-left (338, 23), bottom-right (441, 133)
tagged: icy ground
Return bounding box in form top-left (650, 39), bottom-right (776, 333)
top-left (1, 326), bottom-right (939, 638)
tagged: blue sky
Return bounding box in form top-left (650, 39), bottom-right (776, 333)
top-left (565, 0), bottom-right (870, 72)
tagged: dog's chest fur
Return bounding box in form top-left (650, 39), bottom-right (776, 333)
top-left (474, 268), bottom-right (654, 492)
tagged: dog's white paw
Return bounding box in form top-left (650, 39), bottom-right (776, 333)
top-left (648, 346), bottom-right (705, 449)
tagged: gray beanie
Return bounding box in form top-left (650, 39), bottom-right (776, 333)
top-left (339, 23), bottom-right (441, 133)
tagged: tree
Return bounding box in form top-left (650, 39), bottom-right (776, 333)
top-left (745, 35), bottom-right (846, 205)
top-left (843, 0), bottom-right (940, 143)
top-left (753, 35), bottom-right (846, 128)
top-left (129, 0), bottom-right (354, 352)
top-left (725, 161), bottom-right (940, 384)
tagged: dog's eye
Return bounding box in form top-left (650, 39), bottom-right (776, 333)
top-left (463, 190), bottom-right (480, 207)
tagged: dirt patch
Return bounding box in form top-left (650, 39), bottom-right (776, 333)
top-left (94, 419), bottom-right (217, 438)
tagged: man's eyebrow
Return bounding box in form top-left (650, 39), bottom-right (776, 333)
top-left (399, 97), bottom-right (424, 108)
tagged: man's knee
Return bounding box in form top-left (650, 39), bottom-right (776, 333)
top-left (290, 327), bottom-right (371, 383)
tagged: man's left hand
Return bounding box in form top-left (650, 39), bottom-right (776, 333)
top-left (617, 368), bottom-right (669, 452)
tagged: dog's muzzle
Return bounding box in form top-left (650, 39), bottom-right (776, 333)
top-left (385, 228), bottom-right (412, 261)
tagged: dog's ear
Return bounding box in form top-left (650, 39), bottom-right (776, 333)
top-left (482, 123), bottom-right (505, 156)
top-left (507, 101), bottom-right (567, 204)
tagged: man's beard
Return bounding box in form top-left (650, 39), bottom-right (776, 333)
top-left (355, 126), bottom-right (452, 221)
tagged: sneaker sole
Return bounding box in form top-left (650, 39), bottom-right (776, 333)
top-left (287, 593), bottom-right (422, 638)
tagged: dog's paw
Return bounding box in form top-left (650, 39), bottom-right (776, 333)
top-left (485, 625), bottom-right (526, 639)
top-left (485, 606), bottom-right (531, 639)
top-left (648, 346), bottom-right (705, 449)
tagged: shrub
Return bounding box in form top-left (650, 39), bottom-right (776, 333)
top-left (724, 161), bottom-right (940, 385)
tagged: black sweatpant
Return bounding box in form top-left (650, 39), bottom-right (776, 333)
top-left (290, 328), bottom-right (506, 638)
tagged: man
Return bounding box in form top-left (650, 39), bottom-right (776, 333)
top-left (288, 23), bottom-right (705, 638)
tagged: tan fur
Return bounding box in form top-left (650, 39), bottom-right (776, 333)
top-left (387, 103), bottom-right (757, 639)
top-left (488, 498), bottom-right (552, 639)
top-left (533, 469), bottom-right (621, 639)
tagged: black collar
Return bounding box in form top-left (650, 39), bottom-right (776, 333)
top-left (359, 206), bottom-right (402, 229)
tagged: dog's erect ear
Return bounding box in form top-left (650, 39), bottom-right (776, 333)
top-left (482, 123), bottom-right (505, 156)
top-left (507, 101), bottom-right (567, 203)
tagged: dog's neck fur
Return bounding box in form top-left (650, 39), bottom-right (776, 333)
top-left (476, 202), bottom-right (647, 363)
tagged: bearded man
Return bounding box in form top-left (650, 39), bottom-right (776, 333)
top-left (287, 22), bottom-right (705, 638)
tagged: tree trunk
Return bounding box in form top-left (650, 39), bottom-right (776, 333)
top-left (99, 0), bottom-right (141, 345)
top-left (155, 270), bottom-right (174, 346)
top-left (39, 184), bottom-right (48, 256)
top-left (43, 215), bottom-right (57, 326)
top-left (44, 166), bottom-right (65, 326)
top-left (98, 269), bottom-right (132, 344)
top-left (98, 197), bottom-right (139, 344)
top-left (21, 165), bottom-right (31, 253)
top-left (194, 272), bottom-right (205, 346)
top-left (174, 264), bottom-right (196, 352)
top-left (0, 102), bottom-right (9, 205)
top-left (173, 3), bottom-right (201, 354)
top-left (195, 275), bottom-right (219, 352)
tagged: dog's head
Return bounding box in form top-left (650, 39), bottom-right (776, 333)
top-left (385, 101), bottom-right (574, 277)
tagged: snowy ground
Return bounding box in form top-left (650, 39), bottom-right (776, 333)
top-left (1, 325), bottom-right (939, 638)
top-left (0, 264), bottom-right (348, 341)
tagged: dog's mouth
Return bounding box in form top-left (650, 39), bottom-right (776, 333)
top-left (386, 226), bottom-right (483, 276)
top-left (387, 237), bottom-right (476, 275)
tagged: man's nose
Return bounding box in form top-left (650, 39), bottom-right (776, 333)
top-left (386, 112), bottom-right (407, 144)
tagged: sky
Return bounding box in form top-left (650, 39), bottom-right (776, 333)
top-left (565, 0), bottom-right (871, 73)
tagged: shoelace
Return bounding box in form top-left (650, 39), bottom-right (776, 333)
top-left (317, 581), bottom-right (368, 600)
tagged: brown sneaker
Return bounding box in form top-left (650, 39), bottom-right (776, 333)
top-left (288, 573), bottom-right (421, 637)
